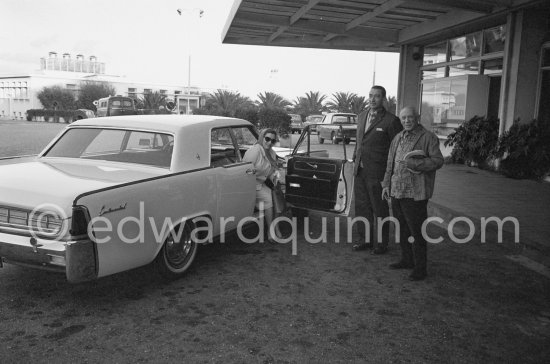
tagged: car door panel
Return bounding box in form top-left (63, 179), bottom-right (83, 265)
top-left (285, 126), bottom-right (354, 215)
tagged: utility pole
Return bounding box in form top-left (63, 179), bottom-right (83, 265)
top-left (372, 52), bottom-right (377, 86)
top-left (177, 8), bottom-right (204, 114)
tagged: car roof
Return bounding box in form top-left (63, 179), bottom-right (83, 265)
top-left (70, 114), bottom-right (252, 133)
top-left (325, 112), bottom-right (357, 116)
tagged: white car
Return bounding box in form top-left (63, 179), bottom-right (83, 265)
top-left (0, 115), bottom-right (353, 282)
top-left (317, 113), bottom-right (357, 144)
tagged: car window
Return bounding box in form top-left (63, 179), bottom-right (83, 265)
top-left (333, 116), bottom-right (352, 124)
top-left (232, 126), bottom-right (256, 147)
top-left (84, 129), bottom-right (126, 154)
top-left (210, 128), bottom-right (238, 167)
top-left (125, 132), bottom-right (168, 151)
top-left (44, 128), bottom-right (173, 168)
top-left (111, 100), bottom-right (121, 107)
top-left (122, 100), bottom-right (133, 107)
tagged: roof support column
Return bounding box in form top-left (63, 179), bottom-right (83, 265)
top-left (397, 44), bottom-right (422, 113)
top-left (500, 7), bottom-right (550, 133)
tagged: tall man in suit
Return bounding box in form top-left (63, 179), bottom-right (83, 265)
top-left (352, 86), bottom-right (403, 254)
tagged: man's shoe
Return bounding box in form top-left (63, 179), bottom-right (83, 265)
top-left (408, 272), bottom-right (427, 281)
top-left (389, 261), bottom-right (414, 269)
top-left (371, 246), bottom-right (388, 255)
top-left (352, 243), bottom-right (373, 251)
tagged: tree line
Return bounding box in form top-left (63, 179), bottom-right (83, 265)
top-left (36, 82), bottom-right (396, 119)
top-left (194, 90), bottom-right (397, 120)
top-left (36, 82), bottom-right (173, 111)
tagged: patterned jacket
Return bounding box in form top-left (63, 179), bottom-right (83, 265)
top-left (382, 125), bottom-right (444, 201)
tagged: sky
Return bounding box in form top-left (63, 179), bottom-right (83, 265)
top-left (0, 0), bottom-right (400, 102)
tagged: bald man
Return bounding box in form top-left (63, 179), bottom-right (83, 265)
top-left (382, 106), bottom-right (443, 281)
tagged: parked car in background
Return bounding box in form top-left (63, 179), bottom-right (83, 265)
top-left (303, 114), bottom-right (323, 133)
top-left (317, 113), bottom-right (357, 144)
top-left (93, 96), bottom-right (137, 117)
top-left (74, 109), bottom-right (95, 120)
top-left (289, 114), bottom-right (303, 134)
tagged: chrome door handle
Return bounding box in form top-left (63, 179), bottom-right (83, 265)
top-left (246, 168), bottom-right (256, 175)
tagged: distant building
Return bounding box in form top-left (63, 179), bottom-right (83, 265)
top-left (0, 52), bottom-right (205, 119)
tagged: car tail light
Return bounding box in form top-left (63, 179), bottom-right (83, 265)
top-left (70, 206), bottom-right (91, 238)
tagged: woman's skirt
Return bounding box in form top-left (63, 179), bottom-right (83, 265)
top-left (255, 183), bottom-right (273, 210)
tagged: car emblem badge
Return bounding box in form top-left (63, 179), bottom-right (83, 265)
top-left (99, 203), bottom-right (127, 216)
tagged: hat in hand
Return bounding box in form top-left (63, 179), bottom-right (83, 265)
top-left (403, 150), bottom-right (426, 174)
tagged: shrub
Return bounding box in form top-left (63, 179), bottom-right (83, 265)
top-left (26, 109), bottom-right (82, 123)
top-left (257, 109), bottom-right (291, 137)
top-left (444, 116), bottom-right (499, 167)
top-left (37, 85), bottom-right (76, 110)
top-left (76, 81), bottom-right (116, 110)
top-left (492, 119), bottom-right (550, 180)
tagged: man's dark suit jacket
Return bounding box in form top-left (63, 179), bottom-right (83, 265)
top-left (353, 108), bottom-right (403, 179)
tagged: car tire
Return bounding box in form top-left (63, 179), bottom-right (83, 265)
top-left (344, 138), bottom-right (351, 145)
top-left (155, 222), bottom-right (198, 279)
top-left (318, 135), bottom-right (324, 144)
top-left (331, 132), bottom-right (339, 144)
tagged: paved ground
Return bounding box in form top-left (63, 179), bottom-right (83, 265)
top-left (431, 164), bottom-right (550, 262)
top-left (0, 120), bottom-right (549, 362)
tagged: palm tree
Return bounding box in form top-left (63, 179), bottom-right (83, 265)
top-left (203, 89), bottom-right (254, 117)
top-left (326, 92), bottom-right (357, 113)
top-left (256, 91), bottom-right (291, 110)
top-left (351, 95), bottom-right (368, 114)
top-left (292, 91), bottom-right (327, 117)
top-left (138, 91), bottom-right (167, 110)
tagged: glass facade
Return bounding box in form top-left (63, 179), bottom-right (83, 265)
top-left (483, 26), bottom-right (506, 54)
top-left (423, 42), bottom-right (447, 65)
top-left (450, 32), bottom-right (481, 61)
top-left (420, 25), bottom-right (506, 138)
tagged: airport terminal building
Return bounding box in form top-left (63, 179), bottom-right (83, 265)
top-left (222, 0), bottom-right (550, 153)
top-left (0, 52), bottom-right (203, 118)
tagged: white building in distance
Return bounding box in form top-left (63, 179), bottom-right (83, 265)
top-left (0, 52), bottom-right (203, 119)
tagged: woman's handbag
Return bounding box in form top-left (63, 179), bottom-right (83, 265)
top-left (272, 183), bottom-right (286, 214)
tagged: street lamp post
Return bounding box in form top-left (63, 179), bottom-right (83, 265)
top-left (177, 8), bottom-right (203, 115)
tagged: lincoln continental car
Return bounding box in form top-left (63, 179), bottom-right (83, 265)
top-left (0, 115), bottom-right (264, 282)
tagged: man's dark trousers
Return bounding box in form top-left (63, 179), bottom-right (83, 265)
top-left (354, 166), bottom-right (389, 248)
top-left (391, 198), bottom-right (428, 275)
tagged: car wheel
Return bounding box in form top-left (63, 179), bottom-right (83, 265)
top-left (318, 135), bottom-right (324, 144)
top-left (155, 222), bottom-right (198, 279)
top-left (331, 132), bottom-right (339, 144)
top-left (344, 138), bottom-right (351, 145)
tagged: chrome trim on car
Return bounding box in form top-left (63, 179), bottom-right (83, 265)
top-left (0, 205), bottom-right (65, 238)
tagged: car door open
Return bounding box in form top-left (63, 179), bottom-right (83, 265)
top-left (285, 125), bottom-right (354, 216)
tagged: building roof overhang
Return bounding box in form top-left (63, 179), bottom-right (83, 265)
top-left (222, 0), bottom-right (546, 52)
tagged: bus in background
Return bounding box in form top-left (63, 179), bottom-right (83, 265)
top-left (93, 96), bottom-right (137, 117)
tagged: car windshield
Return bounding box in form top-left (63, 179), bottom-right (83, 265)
top-left (43, 128), bottom-right (174, 168)
top-left (333, 115), bottom-right (357, 124)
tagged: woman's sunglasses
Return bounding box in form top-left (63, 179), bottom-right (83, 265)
top-left (264, 136), bottom-right (277, 144)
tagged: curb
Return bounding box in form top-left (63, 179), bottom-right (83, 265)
top-left (428, 200), bottom-right (550, 257)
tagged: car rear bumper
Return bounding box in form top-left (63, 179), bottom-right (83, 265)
top-left (0, 232), bottom-right (97, 282)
